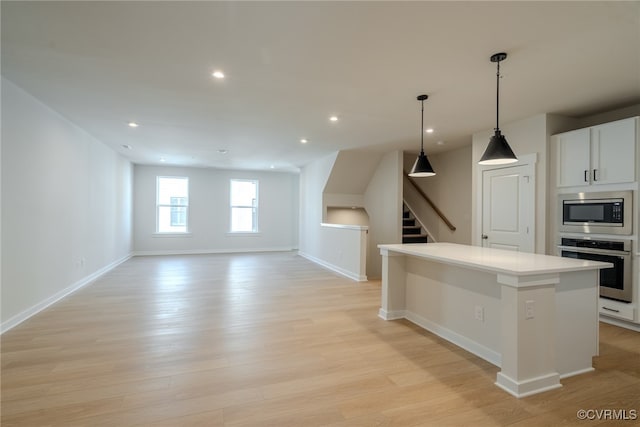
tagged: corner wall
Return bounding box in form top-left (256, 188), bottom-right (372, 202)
top-left (364, 150), bottom-right (403, 279)
top-left (1, 77), bottom-right (133, 331)
top-left (299, 150), bottom-right (402, 281)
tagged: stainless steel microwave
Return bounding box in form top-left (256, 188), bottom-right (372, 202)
top-left (558, 191), bottom-right (632, 235)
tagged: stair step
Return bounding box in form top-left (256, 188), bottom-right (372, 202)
top-left (403, 226), bottom-right (421, 235)
top-left (403, 211), bottom-right (410, 218)
top-left (402, 234), bottom-right (429, 244)
top-left (403, 218), bottom-right (415, 226)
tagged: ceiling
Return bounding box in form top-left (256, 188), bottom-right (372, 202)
top-left (2, 1), bottom-right (639, 173)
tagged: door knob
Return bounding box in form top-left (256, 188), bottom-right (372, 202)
top-left (481, 234), bottom-right (489, 240)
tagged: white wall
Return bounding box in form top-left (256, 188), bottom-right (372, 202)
top-left (364, 150), bottom-right (403, 279)
top-left (133, 165), bottom-right (298, 254)
top-left (403, 146), bottom-right (473, 245)
top-left (1, 77), bottom-right (133, 330)
top-left (298, 152), bottom-right (339, 259)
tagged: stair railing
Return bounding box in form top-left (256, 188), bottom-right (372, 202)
top-left (403, 170), bottom-right (456, 231)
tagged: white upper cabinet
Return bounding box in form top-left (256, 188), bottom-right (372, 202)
top-left (555, 117), bottom-right (637, 188)
top-left (590, 119), bottom-right (636, 185)
top-left (556, 128), bottom-right (591, 187)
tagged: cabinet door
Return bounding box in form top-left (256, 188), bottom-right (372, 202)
top-left (556, 128), bottom-right (590, 187)
top-left (591, 118), bottom-right (637, 185)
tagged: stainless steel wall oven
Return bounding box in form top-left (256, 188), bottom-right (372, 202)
top-left (558, 237), bottom-right (632, 302)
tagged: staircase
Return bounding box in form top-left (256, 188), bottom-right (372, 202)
top-left (403, 205), bottom-right (429, 244)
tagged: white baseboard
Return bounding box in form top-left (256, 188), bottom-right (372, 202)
top-left (133, 247), bottom-right (295, 256)
top-left (297, 251), bottom-right (367, 282)
top-left (599, 315), bottom-right (640, 332)
top-left (378, 308), bottom-right (406, 320)
top-left (1, 254), bottom-right (132, 334)
top-left (404, 310), bottom-right (502, 368)
top-left (559, 366), bottom-right (594, 380)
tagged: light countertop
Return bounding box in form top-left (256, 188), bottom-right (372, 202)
top-left (378, 243), bottom-right (612, 276)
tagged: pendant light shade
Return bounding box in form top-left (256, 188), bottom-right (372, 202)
top-left (409, 94), bottom-right (436, 177)
top-left (410, 152), bottom-right (435, 177)
top-left (479, 52), bottom-right (518, 165)
top-left (480, 129), bottom-right (517, 165)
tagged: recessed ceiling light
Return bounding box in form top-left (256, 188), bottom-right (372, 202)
top-left (270, 165), bottom-right (275, 169)
top-left (218, 149), bottom-right (228, 154)
top-left (128, 122), bottom-right (139, 128)
top-left (426, 128), bottom-right (434, 133)
top-left (436, 140), bottom-right (446, 146)
top-left (329, 116), bottom-right (339, 122)
top-left (121, 144), bottom-right (133, 150)
top-left (300, 139), bottom-right (308, 144)
top-left (160, 157), bottom-right (166, 162)
top-left (212, 70), bottom-right (225, 79)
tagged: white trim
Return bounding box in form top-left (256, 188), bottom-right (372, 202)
top-left (559, 366), bottom-right (595, 379)
top-left (225, 232), bottom-right (262, 237)
top-left (320, 223), bottom-right (369, 231)
top-left (152, 232), bottom-right (193, 238)
top-left (599, 316), bottom-right (640, 332)
top-left (1, 254), bottom-right (132, 334)
top-left (404, 310), bottom-right (502, 367)
top-left (495, 372), bottom-right (562, 398)
top-left (133, 247), bottom-right (295, 256)
top-left (298, 251), bottom-right (367, 282)
top-left (378, 308), bottom-right (406, 320)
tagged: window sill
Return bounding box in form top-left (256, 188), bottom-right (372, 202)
top-left (226, 232), bottom-right (261, 237)
top-left (153, 232), bottom-right (193, 238)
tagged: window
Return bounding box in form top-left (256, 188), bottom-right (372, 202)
top-left (157, 177), bottom-right (189, 233)
top-left (230, 179), bottom-right (258, 232)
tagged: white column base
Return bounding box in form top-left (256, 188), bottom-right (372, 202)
top-left (495, 372), bottom-right (562, 398)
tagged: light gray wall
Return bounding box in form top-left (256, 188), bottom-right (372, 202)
top-left (1, 77), bottom-right (133, 328)
top-left (472, 114), bottom-right (549, 253)
top-left (575, 103), bottom-right (640, 129)
top-left (298, 152), bottom-right (339, 259)
top-left (133, 165), bottom-right (299, 254)
top-left (364, 150), bottom-right (403, 279)
top-left (403, 146), bottom-right (473, 245)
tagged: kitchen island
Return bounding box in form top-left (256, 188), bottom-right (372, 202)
top-left (378, 243), bottom-right (612, 398)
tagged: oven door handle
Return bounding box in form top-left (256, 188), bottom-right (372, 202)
top-left (557, 245), bottom-right (630, 257)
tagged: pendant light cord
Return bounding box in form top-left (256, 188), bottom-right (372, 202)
top-left (495, 59), bottom-right (501, 131)
top-left (420, 98), bottom-right (425, 154)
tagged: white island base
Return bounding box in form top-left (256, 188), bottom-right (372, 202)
top-left (378, 243), bottom-right (611, 398)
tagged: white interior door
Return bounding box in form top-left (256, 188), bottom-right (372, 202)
top-left (481, 165), bottom-right (534, 252)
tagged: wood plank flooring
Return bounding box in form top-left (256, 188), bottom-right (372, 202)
top-left (2, 252), bottom-right (639, 426)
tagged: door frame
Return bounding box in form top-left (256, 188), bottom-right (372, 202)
top-left (473, 153), bottom-right (537, 250)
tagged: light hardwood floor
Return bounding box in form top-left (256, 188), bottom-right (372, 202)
top-left (2, 252), bottom-right (639, 426)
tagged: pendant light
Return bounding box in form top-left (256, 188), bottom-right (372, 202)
top-left (479, 52), bottom-right (518, 165)
top-left (409, 94), bottom-right (436, 177)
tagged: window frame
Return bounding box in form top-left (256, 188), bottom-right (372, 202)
top-left (229, 179), bottom-right (259, 234)
top-left (156, 176), bottom-right (190, 234)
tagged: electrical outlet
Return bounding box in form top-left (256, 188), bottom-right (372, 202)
top-left (525, 300), bottom-right (535, 319)
top-left (474, 305), bottom-right (484, 322)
